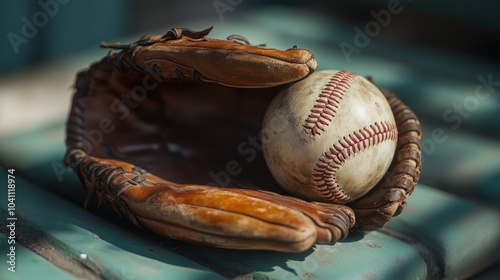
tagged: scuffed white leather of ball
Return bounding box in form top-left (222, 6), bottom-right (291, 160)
top-left (262, 70), bottom-right (397, 204)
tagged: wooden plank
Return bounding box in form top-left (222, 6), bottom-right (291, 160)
top-left (0, 234), bottom-right (75, 280)
top-left (419, 124), bottom-right (500, 204)
top-left (387, 185), bottom-right (500, 279)
top-left (170, 230), bottom-right (428, 279)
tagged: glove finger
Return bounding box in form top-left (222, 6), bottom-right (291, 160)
top-left (231, 189), bottom-right (355, 244)
top-left (66, 149), bottom-right (319, 252)
top-left (131, 187), bottom-right (317, 252)
top-left (102, 27), bottom-right (317, 88)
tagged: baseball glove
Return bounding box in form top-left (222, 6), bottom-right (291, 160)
top-left (65, 27), bottom-right (422, 252)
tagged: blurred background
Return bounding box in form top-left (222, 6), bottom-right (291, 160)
top-left (0, 0), bottom-right (499, 279)
top-left (2, 0), bottom-right (499, 72)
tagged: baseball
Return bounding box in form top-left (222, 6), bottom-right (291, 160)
top-left (262, 70), bottom-right (398, 204)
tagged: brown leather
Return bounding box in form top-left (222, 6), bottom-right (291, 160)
top-left (100, 26), bottom-right (317, 88)
top-left (65, 27), bottom-right (421, 252)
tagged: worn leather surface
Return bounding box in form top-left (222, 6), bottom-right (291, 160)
top-left (65, 27), bottom-right (421, 252)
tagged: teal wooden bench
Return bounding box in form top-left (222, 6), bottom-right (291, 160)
top-left (1, 6), bottom-right (499, 280)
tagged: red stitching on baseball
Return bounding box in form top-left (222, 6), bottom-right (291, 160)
top-left (312, 121), bottom-right (398, 203)
top-left (304, 70), bottom-right (358, 136)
